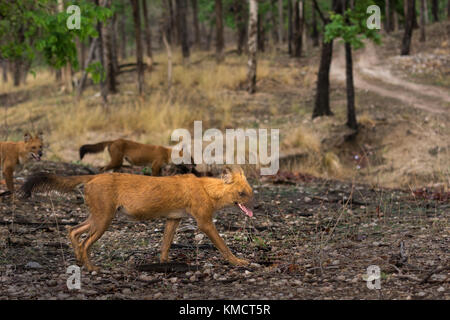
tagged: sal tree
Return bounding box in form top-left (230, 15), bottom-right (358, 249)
top-left (324, 0), bottom-right (380, 131)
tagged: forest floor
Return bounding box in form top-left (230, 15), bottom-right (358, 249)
top-left (0, 161), bottom-right (448, 300)
top-left (0, 22), bottom-right (449, 300)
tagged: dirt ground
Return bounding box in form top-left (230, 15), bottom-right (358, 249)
top-left (0, 161), bottom-right (448, 300)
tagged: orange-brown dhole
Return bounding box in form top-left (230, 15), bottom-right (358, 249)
top-left (0, 132), bottom-right (44, 196)
top-left (79, 139), bottom-right (183, 176)
top-left (21, 166), bottom-right (254, 271)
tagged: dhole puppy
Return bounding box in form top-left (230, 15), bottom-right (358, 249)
top-left (21, 166), bottom-right (254, 271)
top-left (0, 132), bottom-right (43, 195)
top-left (79, 138), bottom-right (188, 176)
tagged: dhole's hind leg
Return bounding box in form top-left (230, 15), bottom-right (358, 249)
top-left (160, 218), bottom-right (181, 262)
top-left (78, 208), bottom-right (114, 272)
top-left (68, 220), bottom-right (90, 263)
top-left (100, 144), bottom-right (123, 172)
top-left (151, 161), bottom-right (163, 176)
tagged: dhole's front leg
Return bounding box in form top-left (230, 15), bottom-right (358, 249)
top-left (195, 214), bottom-right (249, 266)
top-left (2, 165), bottom-right (14, 195)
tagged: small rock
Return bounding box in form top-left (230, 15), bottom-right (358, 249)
top-left (25, 262), bottom-right (42, 269)
top-left (154, 292), bottom-right (162, 299)
top-left (304, 197), bottom-right (312, 203)
top-left (437, 287), bottom-right (445, 293)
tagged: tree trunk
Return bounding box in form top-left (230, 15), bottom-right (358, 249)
top-left (247, 0), bottom-right (258, 94)
top-left (58, 0), bottom-right (73, 92)
top-left (13, 59), bottom-right (21, 87)
top-left (234, 0), bottom-right (248, 55)
top-left (176, 0), bottom-right (190, 61)
top-left (401, 0), bottom-right (415, 55)
top-left (345, 43), bottom-right (357, 130)
top-left (142, 0), bottom-right (153, 68)
top-left (1, 59), bottom-right (7, 83)
top-left (312, 8), bottom-right (319, 47)
top-left (278, 0), bottom-right (283, 45)
top-left (102, 0), bottom-right (116, 94)
top-left (448, 0), bottom-right (450, 19)
top-left (111, 15), bottom-right (119, 74)
top-left (312, 38), bottom-right (333, 118)
top-left (293, 0), bottom-right (304, 57)
top-left (169, 0), bottom-right (177, 45)
top-left (420, 0), bottom-right (426, 42)
top-left (385, 0), bottom-right (391, 32)
top-left (215, 0), bottom-right (225, 62)
top-left (393, 7), bottom-right (398, 31)
top-left (270, 0), bottom-right (278, 44)
top-left (432, 0), bottom-right (439, 22)
top-left (288, 0), bottom-right (293, 54)
top-left (120, 2), bottom-right (127, 60)
top-left (191, 0), bottom-right (200, 47)
top-left (257, 12), bottom-right (265, 52)
top-left (77, 38), bottom-right (99, 99)
top-left (130, 0), bottom-right (144, 95)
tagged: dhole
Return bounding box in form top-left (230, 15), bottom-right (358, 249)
top-left (0, 132), bottom-right (43, 195)
top-left (21, 166), bottom-right (254, 271)
top-left (79, 138), bottom-right (190, 176)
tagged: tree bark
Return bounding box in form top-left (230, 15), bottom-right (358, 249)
top-left (111, 15), bottom-right (119, 74)
top-left (169, 0), bottom-right (177, 45)
top-left (234, 0), bottom-right (248, 55)
top-left (247, 0), bottom-right (258, 94)
top-left (293, 0), bottom-right (304, 57)
top-left (312, 39), bottom-right (333, 117)
top-left (13, 59), bottom-right (21, 87)
top-left (191, 0), bottom-right (200, 47)
top-left (1, 59), bottom-right (7, 83)
top-left (77, 38), bottom-right (99, 99)
top-left (420, 0), bottom-right (426, 42)
top-left (288, 0), bottom-right (293, 54)
top-left (102, 0), bottom-right (117, 94)
top-left (215, 0), bottom-right (225, 62)
top-left (257, 12), bottom-right (265, 52)
top-left (343, 0), bottom-right (356, 130)
top-left (312, 7), bottom-right (319, 47)
top-left (130, 0), bottom-right (144, 95)
top-left (142, 0), bottom-right (153, 68)
top-left (432, 0), bottom-right (439, 22)
top-left (385, 0), bottom-right (391, 32)
top-left (120, 1), bottom-right (127, 60)
top-left (270, 0), bottom-right (278, 44)
top-left (176, 0), bottom-right (190, 61)
top-left (401, 0), bottom-right (415, 55)
top-left (278, 0), bottom-right (283, 45)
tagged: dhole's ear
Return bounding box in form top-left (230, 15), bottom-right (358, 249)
top-left (221, 166), bottom-right (234, 184)
top-left (24, 132), bottom-right (31, 142)
top-left (36, 131), bottom-right (43, 141)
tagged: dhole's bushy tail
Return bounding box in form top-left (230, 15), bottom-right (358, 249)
top-left (20, 173), bottom-right (95, 198)
top-left (79, 141), bottom-right (113, 160)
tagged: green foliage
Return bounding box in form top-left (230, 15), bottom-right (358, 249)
top-left (324, 1), bottom-right (381, 50)
top-left (0, 0), bottom-right (111, 77)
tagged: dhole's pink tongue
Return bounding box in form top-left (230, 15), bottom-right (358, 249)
top-left (238, 203), bottom-right (253, 217)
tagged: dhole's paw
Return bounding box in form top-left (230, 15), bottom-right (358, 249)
top-left (230, 258), bottom-right (250, 266)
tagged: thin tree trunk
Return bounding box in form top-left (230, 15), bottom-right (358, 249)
top-left (257, 12), bottom-right (265, 52)
top-left (312, 38), bottom-right (333, 117)
top-left (288, 0), bottom-right (293, 54)
top-left (420, 0), bottom-right (426, 42)
top-left (162, 32), bottom-right (173, 92)
top-left (120, 2), bottom-right (127, 60)
top-left (169, 0), bottom-right (177, 45)
top-left (270, 0), bottom-right (278, 44)
top-left (448, 0), bottom-right (450, 19)
top-left (345, 43), bottom-right (356, 130)
top-left (111, 15), bottom-right (119, 74)
top-left (293, 0), bottom-right (304, 57)
top-left (13, 59), bottom-right (21, 87)
top-left (1, 59), bottom-right (7, 83)
top-left (432, 0), bottom-right (439, 22)
top-left (312, 8), bottom-right (319, 47)
top-left (102, 0), bottom-right (116, 94)
top-left (401, 0), bottom-right (415, 55)
top-left (176, 0), bottom-right (190, 61)
top-left (385, 0), bottom-right (391, 32)
top-left (77, 38), bottom-right (99, 99)
top-left (234, 0), bottom-right (248, 55)
top-left (142, 0), bottom-right (153, 68)
top-left (130, 0), bottom-right (144, 95)
top-left (278, 0), bottom-right (283, 45)
top-left (215, 0), bottom-right (224, 62)
top-left (247, 0), bottom-right (258, 93)
top-left (393, 8), bottom-right (398, 31)
top-left (191, 0), bottom-right (200, 47)
top-left (424, 0), bottom-right (429, 24)
top-left (58, 0), bottom-right (73, 92)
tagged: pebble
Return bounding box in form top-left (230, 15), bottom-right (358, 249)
top-left (304, 197), bottom-right (312, 203)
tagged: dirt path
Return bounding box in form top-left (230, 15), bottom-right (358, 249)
top-left (330, 42), bottom-right (450, 114)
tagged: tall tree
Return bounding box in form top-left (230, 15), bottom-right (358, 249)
top-left (130, 0), bottom-right (144, 95)
top-left (432, 0), bottom-right (439, 22)
top-left (191, 0), bottom-right (201, 47)
top-left (288, 0), bottom-right (293, 54)
top-left (141, 0), bottom-right (153, 68)
top-left (311, 7), bottom-right (319, 47)
top-left (401, 0), bottom-right (415, 55)
top-left (278, 0), bottom-right (283, 45)
top-left (58, 0), bottom-right (73, 92)
top-left (119, 1), bottom-right (127, 60)
top-left (293, 0), bottom-right (304, 57)
top-left (312, 0), bottom-right (336, 118)
top-left (215, 0), bottom-right (225, 62)
top-left (247, 0), bottom-right (258, 93)
top-left (420, 0), bottom-right (426, 42)
top-left (385, 0), bottom-right (391, 32)
top-left (102, 0), bottom-right (116, 94)
top-left (234, 0), bottom-right (248, 55)
top-left (176, 0), bottom-right (190, 61)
